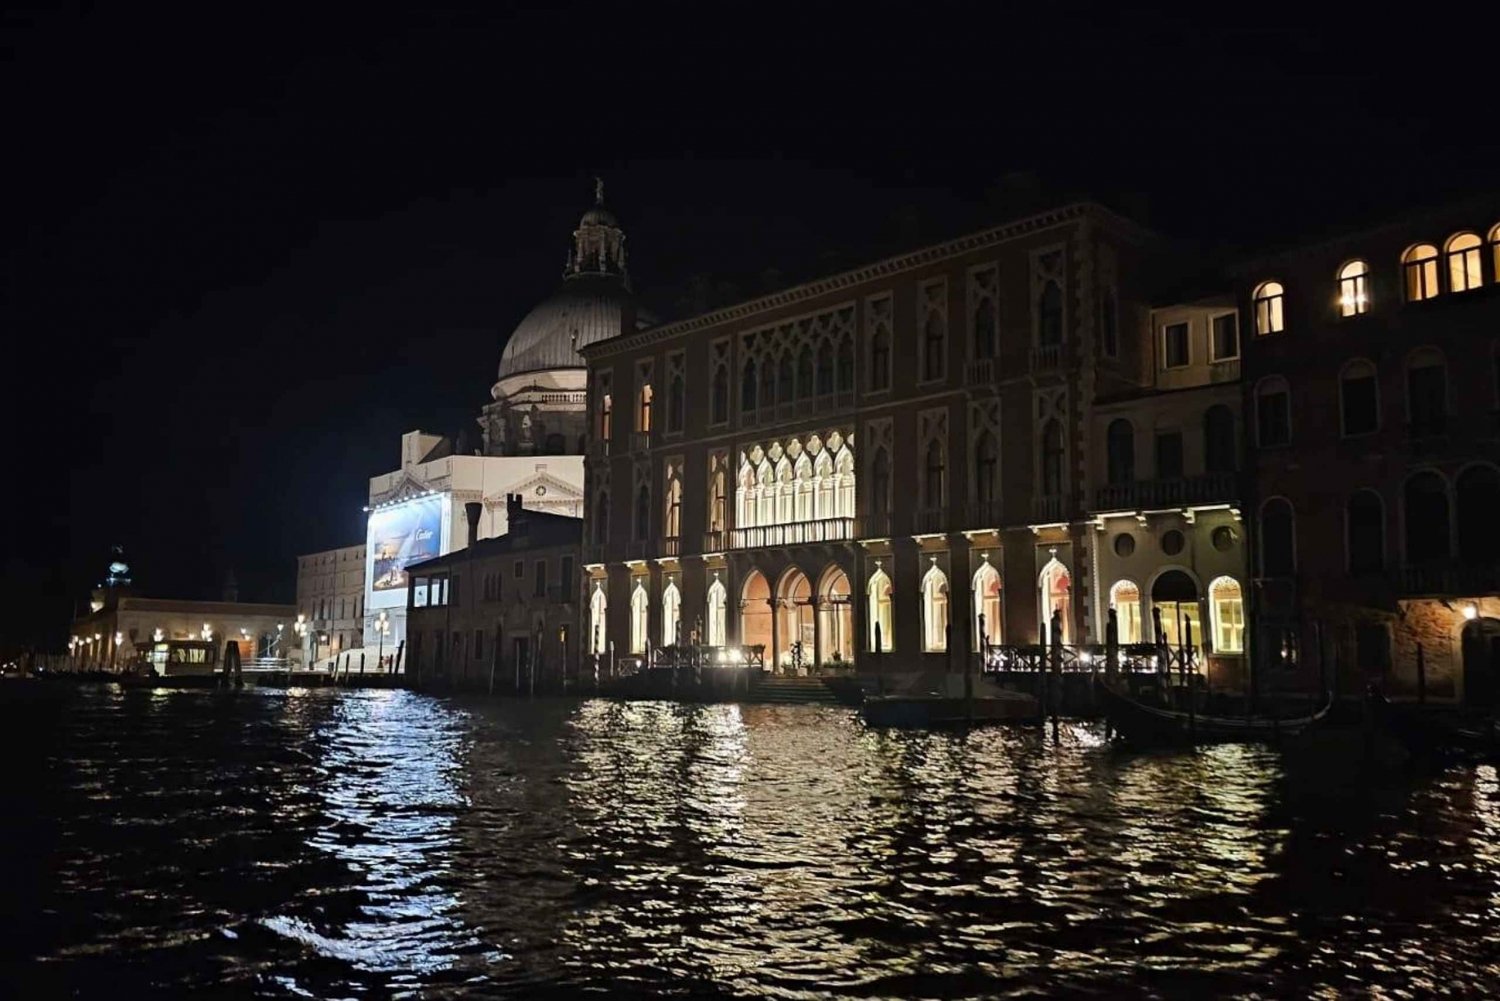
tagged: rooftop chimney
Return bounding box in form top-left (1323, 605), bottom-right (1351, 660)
top-left (465, 502), bottom-right (483, 547)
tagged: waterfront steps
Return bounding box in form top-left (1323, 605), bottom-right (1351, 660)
top-left (749, 675), bottom-right (843, 705)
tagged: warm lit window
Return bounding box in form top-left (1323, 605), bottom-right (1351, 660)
top-left (921, 565), bottom-right (950, 652)
top-left (600, 393), bottom-right (612, 443)
top-left (1255, 376), bottom-right (1291, 447)
top-left (637, 383), bottom-right (653, 432)
top-left (1209, 576), bottom-right (1245, 653)
top-left (1109, 580), bottom-right (1141, 644)
top-left (1491, 224), bottom-right (1500, 283)
top-left (1403, 244), bottom-right (1440, 301)
top-left (1446, 232), bottom-right (1483, 292)
top-left (1339, 359), bottom-right (1379, 436)
top-left (1338, 260), bottom-right (1369, 317)
top-left (1253, 281), bottom-right (1284, 335)
top-left (663, 468), bottom-right (681, 539)
top-left (1162, 322), bottom-right (1190, 368)
top-left (1210, 312), bottom-right (1239, 361)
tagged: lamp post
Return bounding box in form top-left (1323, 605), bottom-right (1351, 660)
top-left (93, 633), bottom-right (101, 670)
top-left (113, 631), bottom-right (123, 670)
top-left (376, 611), bottom-right (390, 668)
top-left (294, 614), bottom-right (308, 668)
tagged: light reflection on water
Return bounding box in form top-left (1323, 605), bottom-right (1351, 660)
top-left (5, 686), bottom-right (1500, 997)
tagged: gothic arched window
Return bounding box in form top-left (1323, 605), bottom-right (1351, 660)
top-left (1037, 281), bottom-right (1063, 347)
top-left (974, 430), bottom-right (998, 508)
top-left (923, 440), bottom-right (945, 509)
top-left (1106, 418), bottom-right (1134, 486)
top-left (634, 483), bottom-right (650, 541)
top-left (741, 358), bottom-right (757, 413)
top-left (1041, 420), bottom-right (1064, 496)
top-left (712, 365), bottom-right (729, 424)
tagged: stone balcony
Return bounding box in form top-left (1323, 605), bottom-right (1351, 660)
top-left (730, 517), bottom-right (855, 549)
top-left (1092, 472), bottom-right (1237, 512)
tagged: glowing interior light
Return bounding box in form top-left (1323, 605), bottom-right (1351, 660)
top-left (1464, 603), bottom-right (1479, 621)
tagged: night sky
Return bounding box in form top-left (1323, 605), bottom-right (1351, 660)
top-left (0, 6), bottom-right (1489, 651)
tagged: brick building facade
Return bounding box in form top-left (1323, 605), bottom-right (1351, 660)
top-left (1238, 201), bottom-right (1500, 702)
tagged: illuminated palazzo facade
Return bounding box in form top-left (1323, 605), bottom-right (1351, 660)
top-left (1239, 200), bottom-right (1500, 703)
top-left (579, 203), bottom-right (1207, 672)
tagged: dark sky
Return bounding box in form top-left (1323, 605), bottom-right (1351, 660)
top-left (0, 5), bottom-right (1489, 650)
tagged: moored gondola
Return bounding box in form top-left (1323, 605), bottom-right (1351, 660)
top-left (1096, 676), bottom-right (1331, 747)
top-left (1368, 689), bottom-right (1500, 761)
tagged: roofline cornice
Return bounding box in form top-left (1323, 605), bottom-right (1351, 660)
top-left (582, 201), bottom-right (1151, 359)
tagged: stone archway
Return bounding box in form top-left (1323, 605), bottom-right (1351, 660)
top-left (741, 570), bottom-right (772, 659)
top-left (817, 566), bottom-right (853, 668)
top-left (776, 568), bottom-right (813, 673)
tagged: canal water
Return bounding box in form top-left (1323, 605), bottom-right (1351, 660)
top-left (3, 686), bottom-right (1498, 998)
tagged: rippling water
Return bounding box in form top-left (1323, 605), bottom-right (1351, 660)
top-left (3, 685), bottom-right (1499, 997)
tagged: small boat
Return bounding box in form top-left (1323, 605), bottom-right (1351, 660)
top-left (116, 671), bottom-right (226, 690)
top-left (1096, 677), bottom-right (1330, 747)
top-left (1369, 690), bottom-right (1500, 761)
top-left (861, 690), bottom-right (1039, 728)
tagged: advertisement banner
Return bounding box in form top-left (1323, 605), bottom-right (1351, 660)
top-left (367, 494), bottom-right (448, 599)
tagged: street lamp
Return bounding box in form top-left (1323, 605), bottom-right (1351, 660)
top-left (113, 631), bottom-right (123, 670)
top-left (376, 610), bottom-right (390, 667)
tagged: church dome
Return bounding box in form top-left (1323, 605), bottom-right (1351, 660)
top-left (495, 180), bottom-right (633, 385)
top-left (496, 274), bottom-right (631, 381)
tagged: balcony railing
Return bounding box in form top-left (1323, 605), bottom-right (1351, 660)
top-left (910, 508), bottom-right (949, 535)
top-left (959, 500), bottom-right (1005, 531)
top-left (1396, 562), bottom-right (1500, 597)
top-left (1092, 472), bottom-right (1237, 511)
top-left (1031, 344), bottom-right (1063, 371)
top-left (964, 358), bottom-right (996, 386)
top-left (660, 537), bottom-right (681, 557)
top-left (1032, 494), bottom-right (1065, 522)
top-left (626, 540), bottom-right (651, 560)
top-left (730, 517), bottom-right (854, 549)
top-left (583, 543), bottom-right (606, 564)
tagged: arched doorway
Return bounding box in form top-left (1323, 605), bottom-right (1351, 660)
top-left (589, 582), bottom-right (607, 654)
top-left (921, 564), bottom-right (950, 652)
top-left (1151, 570), bottom-right (1201, 654)
top-left (629, 580), bottom-right (649, 656)
top-left (1039, 559), bottom-right (1072, 644)
top-left (867, 566), bottom-right (894, 653)
top-left (817, 567), bottom-right (853, 667)
top-left (706, 575), bottom-right (727, 648)
top-left (741, 570), bottom-right (772, 659)
top-left (661, 579), bottom-right (682, 647)
top-left (972, 560), bottom-right (1003, 648)
top-left (1462, 616), bottom-right (1500, 711)
top-left (1109, 579), bottom-right (1141, 644)
top-left (777, 568), bottom-right (813, 672)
